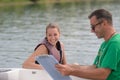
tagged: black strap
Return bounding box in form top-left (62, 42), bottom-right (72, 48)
top-left (56, 41), bottom-right (62, 64)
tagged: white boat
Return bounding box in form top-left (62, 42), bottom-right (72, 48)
top-left (0, 68), bottom-right (88, 80)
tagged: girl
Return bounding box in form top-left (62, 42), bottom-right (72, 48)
top-left (22, 23), bottom-right (67, 69)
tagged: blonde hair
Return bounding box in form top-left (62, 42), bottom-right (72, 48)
top-left (46, 23), bottom-right (60, 34)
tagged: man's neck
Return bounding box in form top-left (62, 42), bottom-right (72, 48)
top-left (104, 30), bottom-right (116, 41)
top-left (104, 26), bottom-right (116, 41)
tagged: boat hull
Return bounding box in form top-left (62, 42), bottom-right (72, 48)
top-left (0, 68), bottom-right (87, 80)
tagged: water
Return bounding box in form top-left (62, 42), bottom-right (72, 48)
top-left (0, 1), bottom-right (120, 68)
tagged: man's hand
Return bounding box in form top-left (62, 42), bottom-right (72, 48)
top-left (55, 64), bottom-right (74, 76)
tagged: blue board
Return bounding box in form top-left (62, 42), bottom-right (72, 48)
top-left (36, 55), bottom-right (72, 80)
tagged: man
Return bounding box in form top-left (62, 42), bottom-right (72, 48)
top-left (55, 9), bottom-right (120, 80)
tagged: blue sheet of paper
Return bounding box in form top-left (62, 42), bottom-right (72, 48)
top-left (36, 55), bottom-right (72, 80)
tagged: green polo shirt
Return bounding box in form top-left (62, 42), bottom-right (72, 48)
top-left (94, 34), bottom-right (120, 80)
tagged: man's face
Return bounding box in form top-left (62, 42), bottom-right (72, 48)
top-left (90, 16), bottom-right (104, 39)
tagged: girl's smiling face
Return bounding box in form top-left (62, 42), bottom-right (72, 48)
top-left (46, 28), bottom-right (60, 46)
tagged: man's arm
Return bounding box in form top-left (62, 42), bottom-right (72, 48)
top-left (55, 64), bottom-right (111, 80)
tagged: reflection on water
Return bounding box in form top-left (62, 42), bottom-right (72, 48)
top-left (0, 1), bottom-right (120, 68)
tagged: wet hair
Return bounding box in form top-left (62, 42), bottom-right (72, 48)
top-left (88, 9), bottom-right (112, 25)
top-left (46, 23), bottom-right (60, 34)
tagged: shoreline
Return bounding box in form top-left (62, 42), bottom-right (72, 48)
top-left (0, 0), bottom-right (117, 7)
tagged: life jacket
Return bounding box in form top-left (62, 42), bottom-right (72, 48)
top-left (34, 38), bottom-right (63, 64)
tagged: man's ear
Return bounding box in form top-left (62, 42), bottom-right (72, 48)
top-left (103, 19), bottom-right (108, 26)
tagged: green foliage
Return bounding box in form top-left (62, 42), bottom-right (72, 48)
top-left (0, 0), bottom-right (30, 3)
